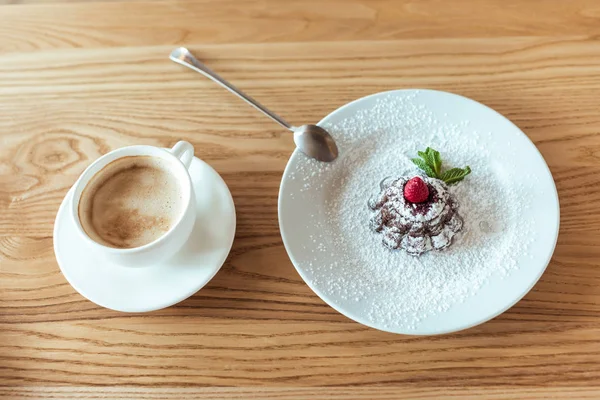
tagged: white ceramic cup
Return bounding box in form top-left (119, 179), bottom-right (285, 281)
top-left (70, 141), bottom-right (197, 267)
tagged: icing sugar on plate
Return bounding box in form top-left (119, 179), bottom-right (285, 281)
top-left (279, 90), bottom-right (559, 335)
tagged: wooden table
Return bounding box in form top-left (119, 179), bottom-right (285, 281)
top-left (1, 0), bottom-right (600, 398)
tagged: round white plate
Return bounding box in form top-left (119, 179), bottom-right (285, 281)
top-left (279, 89), bottom-right (559, 335)
top-left (54, 156), bottom-right (236, 312)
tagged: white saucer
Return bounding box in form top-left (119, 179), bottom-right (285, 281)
top-left (54, 156), bottom-right (236, 312)
top-left (279, 89), bottom-right (559, 335)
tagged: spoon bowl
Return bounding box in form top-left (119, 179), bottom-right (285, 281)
top-left (293, 125), bottom-right (338, 162)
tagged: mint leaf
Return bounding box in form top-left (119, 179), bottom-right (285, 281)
top-left (411, 158), bottom-right (437, 178)
top-left (412, 147), bottom-right (471, 184)
top-left (417, 150), bottom-right (430, 163)
top-left (440, 166), bottom-right (471, 184)
top-left (426, 147), bottom-right (442, 176)
top-left (416, 149), bottom-right (441, 178)
top-left (417, 151), bottom-right (433, 171)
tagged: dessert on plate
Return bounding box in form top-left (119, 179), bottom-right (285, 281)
top-left (368, 148), bottom-right (471, 256)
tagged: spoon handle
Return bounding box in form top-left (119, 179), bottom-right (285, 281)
top-left (170, 47), bottom-right (293, 131)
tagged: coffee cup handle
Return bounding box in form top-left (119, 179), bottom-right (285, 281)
top-left (169, 141), bottom-right (194, 169)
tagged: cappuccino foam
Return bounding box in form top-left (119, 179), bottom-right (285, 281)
top-left (78, 156), bottom-right (184, 249)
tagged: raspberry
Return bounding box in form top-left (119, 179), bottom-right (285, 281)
top-left (404, 177), bottom-right (429, 203)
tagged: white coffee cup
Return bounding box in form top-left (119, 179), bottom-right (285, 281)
top-left (70, 141), bottom-right (196, 267)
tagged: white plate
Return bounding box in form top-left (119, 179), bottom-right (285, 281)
top-left (279, 89), bottom-right (559, 335)
top-left (54, 156), bottom-right (236, 312)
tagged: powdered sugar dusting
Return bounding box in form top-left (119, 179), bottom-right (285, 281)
top-left (286, 91), bottom-right (535, 332)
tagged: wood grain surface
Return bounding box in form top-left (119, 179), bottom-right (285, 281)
top-left (1, 0), bottom-right (600, 398)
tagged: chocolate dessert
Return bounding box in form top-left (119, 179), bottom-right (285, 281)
top-left (368, 147), bottom-right (471, 256)
top-left (368, 176), bottom-right (463, 256)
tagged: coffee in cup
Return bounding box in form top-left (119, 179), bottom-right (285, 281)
top-left (78, 155), bottom-right (185, 249)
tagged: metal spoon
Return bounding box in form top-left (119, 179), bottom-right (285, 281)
top-left (169, 47), bottom-right (338, 162)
